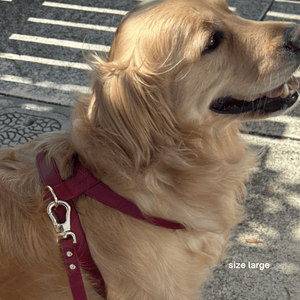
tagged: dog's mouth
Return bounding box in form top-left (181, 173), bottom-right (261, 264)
top-left (209, 75), bottom-right (299, 115)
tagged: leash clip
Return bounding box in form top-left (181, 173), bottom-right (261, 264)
top-left (46, 186), bottom-right (77, 244)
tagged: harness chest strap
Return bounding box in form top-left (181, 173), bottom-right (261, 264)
top-left (36, 152), bottom-right (184, 299)
top-left (37, 153), bottom-right (105, 299)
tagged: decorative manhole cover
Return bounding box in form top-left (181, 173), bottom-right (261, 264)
top-left (0, 112), bottom-right (61, 147)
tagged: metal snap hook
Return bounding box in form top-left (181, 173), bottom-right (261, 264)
top-left (47, 200), bottom-right (77, 244)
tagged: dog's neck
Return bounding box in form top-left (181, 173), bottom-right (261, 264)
top-left (70, 113), bottom-right (257, 234)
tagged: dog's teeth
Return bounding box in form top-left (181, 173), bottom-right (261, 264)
top-left (287, 75), bottom-right (299, 91)
top-left (280, 83), bottom-right (290, 98)
top-left (265, 84), bottom-right (284, 98)
top-left (289, 89), bottom-right (296, 96)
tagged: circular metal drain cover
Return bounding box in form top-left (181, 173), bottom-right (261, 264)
top-left (0, 112), bottom-right (61, 147)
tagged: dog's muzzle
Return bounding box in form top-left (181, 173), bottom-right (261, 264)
top-left (209, 91), bottom-right (299, 115)
top-left (210, 75), bottom-right (299, 115)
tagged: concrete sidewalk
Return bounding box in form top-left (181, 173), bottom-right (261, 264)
top-left (0, 0), bottom-right (299, 299)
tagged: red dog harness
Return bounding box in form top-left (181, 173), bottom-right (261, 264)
top-left (36, 152), bottom-right (184, 299)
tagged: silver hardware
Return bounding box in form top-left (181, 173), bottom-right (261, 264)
top-left (67, 251), bottom-right (73, 257)
top-left (45, 185), bottom-right (59, 207)
top-left (47, 200), bottom-right (77, 244)
top-left (70, 264), bottom-right (76, 270)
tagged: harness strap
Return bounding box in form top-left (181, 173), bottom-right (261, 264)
top-left (42, 155), bottom-right (184, 229)
top-left (60, 238), bottom-right (88, 300)
top-left (36, 152), bottom-right (184, 299)
top-left (36, 152), bottom-right (106, 299)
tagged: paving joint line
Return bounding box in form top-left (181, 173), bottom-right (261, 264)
top-left (258, 0), bottom-right (275, 21)
top-left (240, 129), bottom-right (300, 142)
top-left (0, 92), bottom-right (72, 108)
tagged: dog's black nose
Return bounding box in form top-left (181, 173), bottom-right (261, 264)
top-left (283, 25), bottom-right (300, 52)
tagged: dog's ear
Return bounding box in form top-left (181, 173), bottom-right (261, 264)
top-left (88, 57), bottom-right (179, 171)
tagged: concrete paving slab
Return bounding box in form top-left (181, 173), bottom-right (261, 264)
top-left (203, 134), bottom-right (300, 300)
top-left (228, 0), bottom-right (273, 21)
top-left (265, 0), bottom-right (300, 23)
top-left (242, 100), bottom-right (300, 140)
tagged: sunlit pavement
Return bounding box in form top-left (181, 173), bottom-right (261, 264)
top-left (0, 1), bottom-right (300, 299)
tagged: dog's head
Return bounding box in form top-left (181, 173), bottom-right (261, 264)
top-left (82, 0), bottom-right (300, 169)
top-left (103, 0), bottom-right (300, 120)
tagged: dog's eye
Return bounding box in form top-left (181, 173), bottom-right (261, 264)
top-left (202, 30), bottom-right (225, 55)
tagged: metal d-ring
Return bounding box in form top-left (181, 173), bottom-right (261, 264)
top-left (45, 185), bottom-right (59, 207)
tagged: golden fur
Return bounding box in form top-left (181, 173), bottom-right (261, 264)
top-left (1, 0), bottom-right (299, 299)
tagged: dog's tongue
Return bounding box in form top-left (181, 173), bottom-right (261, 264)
top-left (265, 83), bottom-right (286, 98)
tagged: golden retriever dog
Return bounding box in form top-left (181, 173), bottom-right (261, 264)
top-left (1, 0), bottom-right (299, 299)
